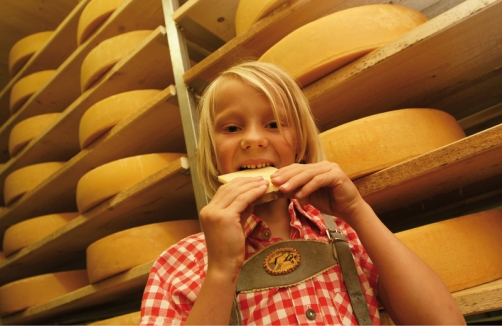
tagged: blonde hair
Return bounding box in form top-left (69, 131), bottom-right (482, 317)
top-left (197, 61), bottom-right (325, 197)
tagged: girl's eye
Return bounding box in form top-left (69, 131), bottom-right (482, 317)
top-left (224, 125), bottom-right (240, 133)
top-left (267, 121), bottom-right (279, 129)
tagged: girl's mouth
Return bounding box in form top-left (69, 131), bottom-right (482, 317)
top-left (239, 163), bottom-right (274, 170)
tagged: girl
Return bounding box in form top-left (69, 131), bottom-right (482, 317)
top-left (140, 61), bottom-right (464, 325)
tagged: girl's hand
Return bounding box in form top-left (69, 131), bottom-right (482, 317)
top-left (271, 161), bottom-right (365, 225)
top-left (199, 176), bottom-right (269, 278)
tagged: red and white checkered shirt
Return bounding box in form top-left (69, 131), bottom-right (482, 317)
top-left (140, 200), bottom-right (381, 325)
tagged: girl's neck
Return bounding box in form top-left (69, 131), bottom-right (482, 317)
top-left (252, 198), bottom-right (292, 240)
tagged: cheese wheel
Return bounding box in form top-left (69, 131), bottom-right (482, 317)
top-left (10, 70), bottom-right (56, 114)
top-left (2, 212), bottom-right (79, 257)
top-left (259, 4), bottom-right (428, 86)
top-left (76, 153), bottom-right (185, 213)
top-left (79, 89), bottom-right (162, 149)
top-left (77, 0), bottom-right (128, 45)
top-left (8, 113), bottom-right (61, 157)
top-left (89, 311), bottom-right (141, 325)
top-left (235, 0), bottom-right (288, 36)
top-left (320, 109), bottom-right (466, 180)
top-left (80, 30), bottom-right (152, 92)
top-left (396, 210), bottom-right (502, 292)
top-left (0, 270), bottom-right (88, 317)
top-left (8, 31), bottom-right (54, 76)
top-left (0, 252), bottom-right (5, 261)
top-left (86, 220), bottom-right (200, 283)
top-left (4, 162), bottom-right (65, 206)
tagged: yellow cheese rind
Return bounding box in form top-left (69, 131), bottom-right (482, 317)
top-left (77, 0), bottom-right (127, 45)
top-left (8, 31), bottom-right (54, 76)
top-left (76, 153), bottom-right (185, 213)
top-left (79, 89), bottom-right (162, 149)
top-left (4, 162), bottom-right (66, 206)
top-left (86, 220), bottom-right (200, 283)
top-left (0, 270), bottom-right (88, 317)
top-left (396, 210), bottom-right (502, 292)
top-left (80, 30), bottom-right (152, 92)
top-left (235, 0), bottom-right (288, 36)
top-left (8, 113), bottom-right (61, 157)
top-left (218, 166), bottom-right (279, 192)
top-left (2, 212), bottom-right (79, 257)
top-left (259, 4), bottom-right (428, 86)
top-left (89, 311), bottom-right (141, 325)
top-left (320, 109), bottom-right (466, 180)
top-left (9, 70), bottom-right (56, 114)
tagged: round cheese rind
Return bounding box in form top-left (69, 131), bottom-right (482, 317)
top-left (396, 210), bottom-right (502, 292)
top-left (4, 162), bottom-right (66, 206)
top-left (8, 113), bottom-right (61, 157)
top-left (86, 220), bottom-right (200, 283)
top-left (76, 153), bottom-right (185, 213)
top-left (10, 70), bottom-right (56, 114)
top-left (77, 0), bottom-right (127, 45)
top-left (259, 4), bottom-right (428, 86)
top-left (89, 311), bottom-right (141, 325)
top-left (8, 31), bottom-right (54, 76)
top-left (80, 30), bottom-right (152, 92)
top-left (0, 270), bottom-right (88, 317)
top-left (235, 0), bottom-right (288, 36)
top-left (2, 212), bottom-right (79, 257)
top-left (79, 89), bottom-right (162, 149)
top-left (320, 108), bottom-right (466, 180)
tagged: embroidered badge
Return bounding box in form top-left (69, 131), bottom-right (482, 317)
top-left (263, 247), bottom-right (301, 275)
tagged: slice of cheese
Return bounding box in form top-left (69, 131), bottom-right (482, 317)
top-left (4, 162), bottom-right (66, 206)
top-left (259, 4), bottom-right (428, 86)
top-left (77, 0), bottom-right (128, 45)
top-left (9, 70), bottom-right (56, 114)
top-left (86, 220), bottom-right (200, 283)
top-left (320, 109), bottom-right (466, 180)
top-left (80, 30), bottom-right (152, 92)
top-left (79, 89), bottom-right (162, 149)
top-left (8, 113), bottom-right (61, 157)
top-left (76, 153), bottom-right (185, 213)
top-left (396, 210), bottom-right (502, 292)
top-left (89, 311), bottom-right (141, 325)
top-left (0, 270), bottom-right (88, 317)
top-left (2, 212), bottom-right (79, 257)
top-left (8, 31), bottom-right (54, 76)
top-left (235, 0), bottom-right (288, 36)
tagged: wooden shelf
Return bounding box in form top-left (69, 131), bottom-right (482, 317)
top-left (0, 26), bottom-right (175, 208)
top-left (0, 0), bottom-right (166, 163)
top-left (0, 157), bottom-right (197, 286)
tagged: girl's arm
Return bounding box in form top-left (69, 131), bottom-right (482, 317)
top-left (271, 161), bottom-right (465, 325)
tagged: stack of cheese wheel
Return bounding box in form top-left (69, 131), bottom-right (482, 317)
top-left (79, 89), bottom-right (162, 149)
top-left (235, 0), bottom-right (288, 36)
top-left (2, 212), bottom-right (79, 257)
top-left (8, 31), bottom-right (53, 76)
top-left (80, 30), bottom-right (152, 92)
top-left (86, 220), bottom-right (200, 283)
top-left (3, 162), bottom-right (65, 206)
top-left (0, 270), bottom-right (88, 317)
top-left (89, 311), bottom-right (141, 325)
top-left (76, 153), bottom-right (185, 213)
top-left (320, 109), bottom-right (466, 180)
top-left (77, 0), bottom-right (128, 45)
top-left (396, 210), bottom-right (502, 292)
top-left (259, 4), bottom-right (428, 86)
top-left (10, 70), bottom-right (56, 114)
top-left (8, 113), bottom-right (61, 157)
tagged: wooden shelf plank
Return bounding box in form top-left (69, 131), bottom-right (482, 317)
top-left (0, 26), bottom-right (175, 208)
top-left (0, 0), bottom-right (166, 163)
top-left (0, 85), bottom-right (185, 247)
top-left (453, 278), bottom-right (502, 316)
top-left (304, 0), bottom-right (502, 132)
top-left (0, 157), bottom-right (197, 286)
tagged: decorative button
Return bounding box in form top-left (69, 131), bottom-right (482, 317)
top-left (306, 308), bottom-right (316, 320)
top-left (262, 230), bottom-right (271, 239)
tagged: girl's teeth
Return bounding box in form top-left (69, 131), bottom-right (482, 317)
top-left (242, 163), bottom-right (271, 169)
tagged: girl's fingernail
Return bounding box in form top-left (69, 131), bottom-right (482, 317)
top-left (281, 182), bottom-right (290, 190)
top-left (295, 190), bottom-right (303, 198)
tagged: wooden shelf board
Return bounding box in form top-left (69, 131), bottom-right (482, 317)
top-left (0, 0), bottom-right (166, 163)
top-left (0, 85), bottom-right (185, 246)
top-left (0, 157), bottom-right (197, 286)
top-left (303, 0), bottom-right (502, 132)
top-left (453, 278), bottom-right (502, 316)
top-left (0, 26), bottom-right (175, 208)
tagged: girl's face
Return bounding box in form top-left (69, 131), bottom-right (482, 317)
top-left (213, 78), bottom-right (298, 175)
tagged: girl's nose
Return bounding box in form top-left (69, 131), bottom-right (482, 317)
top-left (241, 127), bottom-right (268, 149)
